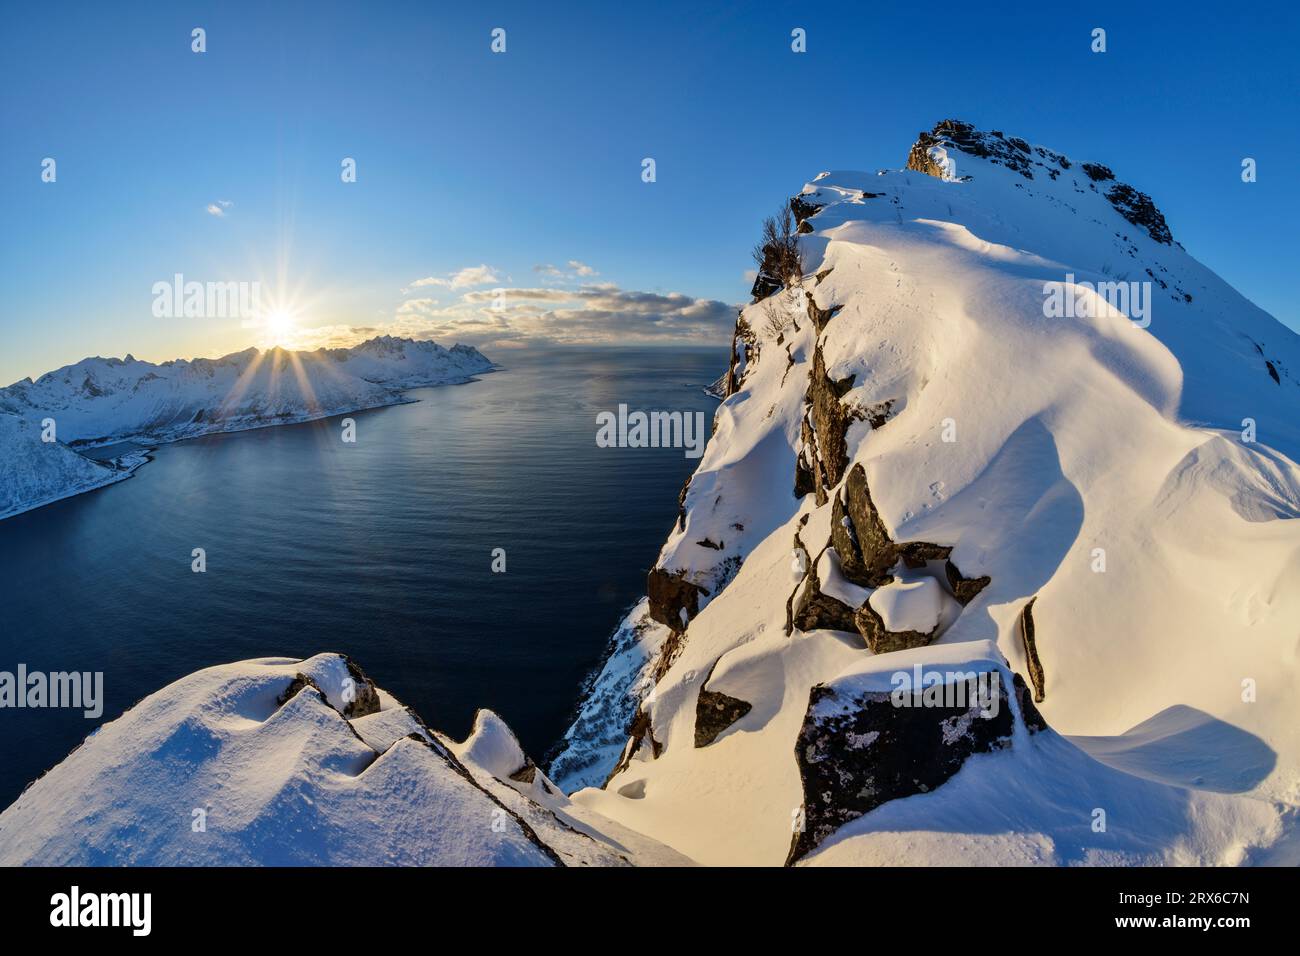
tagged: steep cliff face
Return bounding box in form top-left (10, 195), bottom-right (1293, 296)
top-left (552, 120), bottom-right (1300, 864)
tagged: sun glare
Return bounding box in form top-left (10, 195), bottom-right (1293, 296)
top-left (262, 308), bottom-right (298, 348)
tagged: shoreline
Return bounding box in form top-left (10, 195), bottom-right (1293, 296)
top-left (0, 369), bottom-right (497, 524)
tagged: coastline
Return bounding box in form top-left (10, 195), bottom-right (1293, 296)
top-left (0, 368), bottom-right (497, 524)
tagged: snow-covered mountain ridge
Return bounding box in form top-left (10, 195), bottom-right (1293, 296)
top-left (3, 120), bottom-right (1297, 866)
top-left (547, 119), bottom-right (1300, 864)
top-left (0, 336), bottom-right (493, 519)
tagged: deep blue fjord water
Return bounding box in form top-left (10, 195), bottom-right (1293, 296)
top-left (0, 347), bottom-right (724, 807)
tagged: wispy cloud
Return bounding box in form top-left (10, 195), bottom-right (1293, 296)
top-left (533, 259), bottom-right (599, 280)
top-left (206, 200), bottom-right (232, 217)
top-left (404, 264), bottom-right (501, 291)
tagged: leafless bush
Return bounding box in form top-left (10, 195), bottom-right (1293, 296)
top-left (751, 203), bottom-right (803, 297)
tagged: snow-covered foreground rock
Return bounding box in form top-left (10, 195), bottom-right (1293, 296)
top-left (0, 336), bottom-right (493, 519)
top-left (5, 120), bottom-right (1298, 867)
top-left (0, 654), bottom-right (689, 866)
top-left (552, 120), bottom-right (1300, 865)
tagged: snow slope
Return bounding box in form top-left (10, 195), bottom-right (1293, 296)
top-left (0, 654), bottom-right (688, 866)
top-left (0, 336), bottom-right (493, 519)
top-left (553, 120), bottom-right (1300, 865)
top-left (0, 412), bottom-right (125, 519)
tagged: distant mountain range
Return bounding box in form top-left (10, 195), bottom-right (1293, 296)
top-left (0, 336), bottom-right (493, 519)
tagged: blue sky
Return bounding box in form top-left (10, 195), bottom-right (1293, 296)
top-left (2, 0), bottom-right (1297, 385)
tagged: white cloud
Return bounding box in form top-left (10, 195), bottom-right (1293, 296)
top-left (405, 264), bottom-right (501, 291)
top-left (284, 272), bottom-right (736, 355)
top-left (533, 260), bottom-right (599, 280)
top-left (206, 204), bottom-right (225, 217)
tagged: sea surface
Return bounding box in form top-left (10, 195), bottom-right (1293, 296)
top-left (0, 347), bottom-right (725, 807)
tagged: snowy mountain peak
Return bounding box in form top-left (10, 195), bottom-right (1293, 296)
top-left (905, 118), bottom-right (1175, 246)
top-left (548, 121), bottom-right (1300, 864)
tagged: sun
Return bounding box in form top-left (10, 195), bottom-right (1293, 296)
top-left (262, 308), bottom-right (298, 348)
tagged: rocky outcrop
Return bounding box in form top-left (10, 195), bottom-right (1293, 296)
top-left (603, 707), bottom-right (663, 787)
top-left (945, 559), bottom-right (991, 606)
top-left (787, 672), bottom-right (1017, 864)
top-left (1103, 181), bottom-right (1173, 245)
top-left (909, 119), bottom-right (1037, 180)
top-left (1019, 597), bottom-right (1046, 702)
top-left (340, 657), bottom-right (382, 718)
top-left (833, 465), bottom-right (898, 587)
top-left (694, 661), bottom-right (753, 748)
top-left (792, 543), bottom-right (859, 634)
top-left (804, 344), bottom-right (858, 504)
top-left (908, 119), bottom-right (1174, 246)
top-left (789, 195), bottom-right (824, 230)
top-left (723, 313), bottom-right (756, 397)
top-left (647, 567), bottom-right (705, 633)
top-left (852, 600), bottom-right (935, 655)
top-left (1013, 672), bottom-right (1048, 733)
top-left (278, 656), bottom-right (381, 719)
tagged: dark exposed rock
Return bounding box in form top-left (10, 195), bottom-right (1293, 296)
top-left (750, 271), bottom-right (785, 302)
top-left (602, 706), bottom-right (663, 788)
top-left (899, 541), bottom-right (951, 569)
top-left (277, 657), bottom-right (381, 719)
top-left (509, 761), bottom-right (538, 784)
top-left (787, 674), bottom-right (1016, 864)
top-left (908, 119), bottom-right (1034, 180)
top-left (1081, 162), bottom-right (1114, 182)
top-left (1013, 672), bottom-right (1048, 733)
top-left (792, 543), bottom-right (860, 634)
top-left (794, 416), bottom-right (818, 499)
top-left (1266, 360), bottom-right (1280, 384)
top-left (647, 567), bottom-right (706, 633)
top-left (909, 120), bottom-right (1175, 244)
top-left (694, 660), bottom-right (753, 748)
top-left (806, 297), bottom-right (843, 332)
top-left (673, 474), bottom-right (692, 532)
top-left (945, 558), bottom-right (991, 606)
top-left (1019, 597), bottom-right (1046, 702)
top-left (790, 195), bottom-right (823, 228)
top-left (853, 599), bottom-right (935, 655)
top-left (837, 464), bottom-right (898, 587)
top-left (277, 673), bottom-right (323, 708)
top-left (805, 345), bottom-right (858, 504)
top-left (862, 399), bottom-right (895, 429)
top-left (340, 657), bottom-right (382, 718)
top-left (697, 537), bottom-right (724, 551)
top-left (1104, 182), bottom-right (1173, 245)
top-left (723, 313), bottom-right (756, 397)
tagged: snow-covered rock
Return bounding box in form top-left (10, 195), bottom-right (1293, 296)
top-left (0, 654), bottom-right (687, 866)
top-left (867, 576), bottom-right (947, 634)
top-left (0, 336), bottom-right (493, 519)
top-left (554, 119), bottom-right (1300, 865)
top-left (0, 412), bottom-right (124, 518)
